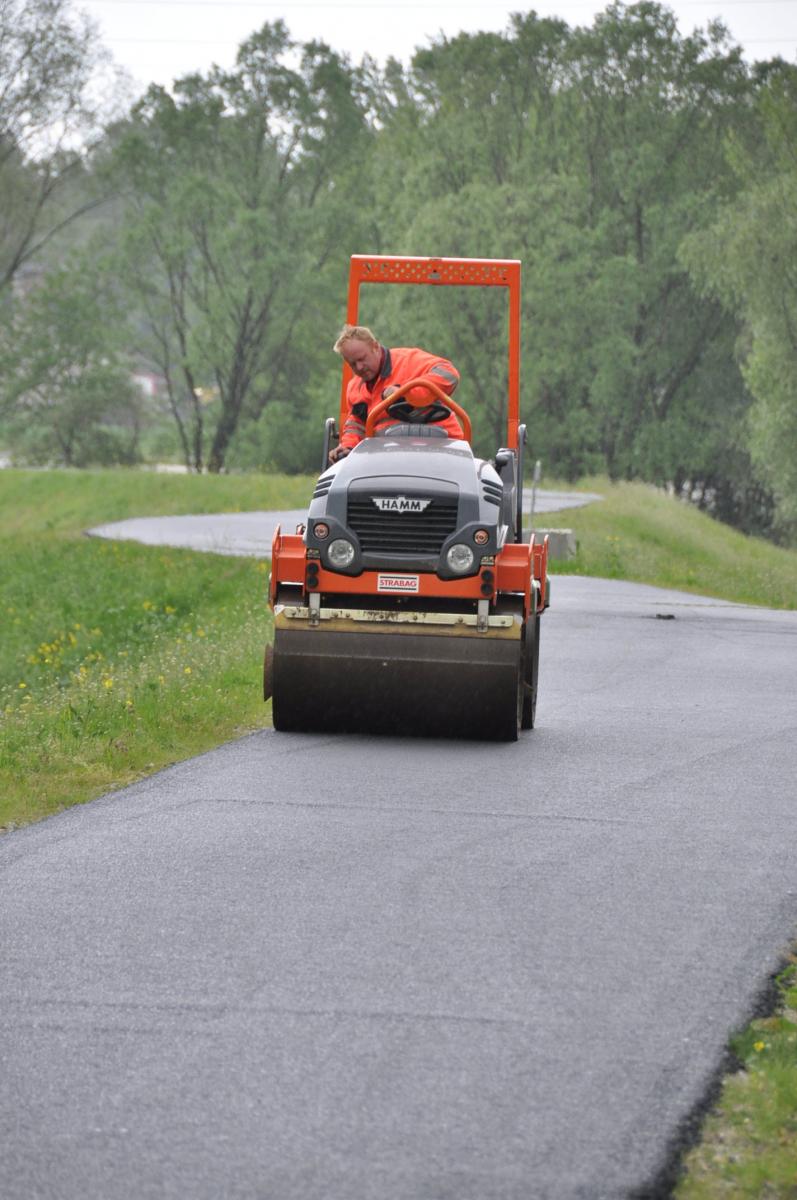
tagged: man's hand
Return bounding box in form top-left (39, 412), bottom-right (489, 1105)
top-left (328, 444), bottom-right (351, 464)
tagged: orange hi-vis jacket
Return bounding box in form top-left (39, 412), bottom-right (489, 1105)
top-left (340, 346), bottom-right (462, 450)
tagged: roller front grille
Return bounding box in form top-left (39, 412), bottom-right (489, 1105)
top-left (347, 497), bottom-right (459, 555)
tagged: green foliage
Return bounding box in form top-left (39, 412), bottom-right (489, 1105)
top-left (676, 957), bottom-right (797, 1198)
top-left (102, 23), bottom-right (373, 472)
top-left (682, 64), bottom-right (797, 541)
top-left (1, 257), bottom-right (141, 466)
top-left (0, 0), bottom-right (114, 295)
top-left (361, 3), bottom-right (766, 530)
top-left (225, 374), bottom-right (337, 475)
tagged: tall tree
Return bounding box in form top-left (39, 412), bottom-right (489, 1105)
top-left (558, 2), bottom-right (752, 481)
top-left (1, 255), bottom-right (141, 466)
top-left (682, 63), bottom-right (797, 538)
top-left (106, 23), bottom-right (373, 472)
top-left (365, 3), bottom-right (760, 513)
top-left (0, 0), bottom-right (116, 295)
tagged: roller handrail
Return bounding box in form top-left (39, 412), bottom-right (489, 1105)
top-left (321, 416), bottom-right (338, 472)
top-left (515, 423), bottom-right (527, 544)
top-left (364, 377), bottom-right (472, 442)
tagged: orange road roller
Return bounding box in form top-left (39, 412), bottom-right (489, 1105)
top-left (265, 255), bottom-right (549, 740)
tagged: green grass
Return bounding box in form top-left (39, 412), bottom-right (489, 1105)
top-left (675, 959), bottom-right (797, 1198)
top-left (538, 478), bottom-right (797, 610)
top-left (0, 466), bottom-right (313, 534)
top-left (0, 468), bottom-right (315, 829)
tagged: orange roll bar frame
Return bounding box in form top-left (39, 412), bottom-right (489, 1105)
top-left (341, 255), bottom-right (521, 451)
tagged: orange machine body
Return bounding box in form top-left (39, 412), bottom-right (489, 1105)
top-left (270, 253), bottom-right (543, 607)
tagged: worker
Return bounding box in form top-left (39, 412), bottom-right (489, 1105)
top-left (329, 325), bottom-right (462, 462)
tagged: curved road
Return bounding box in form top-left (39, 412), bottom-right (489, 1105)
top-left (2, 510), bottom-right (796, 1198)
top-left (86, 489), bottom-right (602, 556)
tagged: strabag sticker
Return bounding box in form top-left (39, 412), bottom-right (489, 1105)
top-left (377, 574), bottom-right (420, 593)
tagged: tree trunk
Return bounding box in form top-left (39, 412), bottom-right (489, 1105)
top-left (207, 396), bottom-right (239, 473)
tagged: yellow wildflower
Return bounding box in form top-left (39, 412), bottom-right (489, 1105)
top-left (753, 1041), bottom-right (766, 1052)
top-left (184, 666), bottom-right (192, 675)
top-left (103, 678), bottom-right (114, 690)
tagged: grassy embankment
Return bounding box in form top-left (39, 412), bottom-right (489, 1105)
top-left (675, 958), bottom-right (797, 1198)
top-left (539, 477), bottom-right (797, 609)
top-left (0, 469), bottom-right (314, 830)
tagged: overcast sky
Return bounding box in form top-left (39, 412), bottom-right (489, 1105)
top-left (83, 0), bottom-right (797, 95)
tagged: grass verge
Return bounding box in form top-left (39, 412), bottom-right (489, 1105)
top-left (0, 466), bottom-right (313, 534)
top-left (0, 468), bottom-right (314, 830)
top-left (538, 478), bottom-right (797, 610)
top-left (675, 957), bottom-right (797, 1198)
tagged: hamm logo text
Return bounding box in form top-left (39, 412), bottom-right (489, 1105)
top-left (372, 496), bottom-right (431, 513)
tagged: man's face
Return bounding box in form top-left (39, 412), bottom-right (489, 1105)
top-left (342, 338), bottom-right (382, 383)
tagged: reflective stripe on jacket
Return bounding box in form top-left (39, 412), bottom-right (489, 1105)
top-left (340, 346), bottom-right (462, 449)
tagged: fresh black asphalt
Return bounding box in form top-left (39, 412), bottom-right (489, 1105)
top-left (2, 572), bottom-right (796, 1198)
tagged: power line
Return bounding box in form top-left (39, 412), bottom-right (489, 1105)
top-left (102, 32), bottom-right (797, 43)
top-left (82, 0), bottom-right (797, 7)
top-left (87, 1), bottom-right (574, 6)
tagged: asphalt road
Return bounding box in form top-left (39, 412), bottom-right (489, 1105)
top-left (2, 570), bottom-right (796, 1199)
top-left (86, 489), bottom-right (602, 556)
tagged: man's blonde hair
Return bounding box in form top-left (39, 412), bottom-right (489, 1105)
top-left (333, 324), bottom-right (379, 354)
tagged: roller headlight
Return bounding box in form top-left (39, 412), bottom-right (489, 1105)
top-left (327, 538), bottom-right (355, 569)
top-left (446, 543), bottom-right (475, 574)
